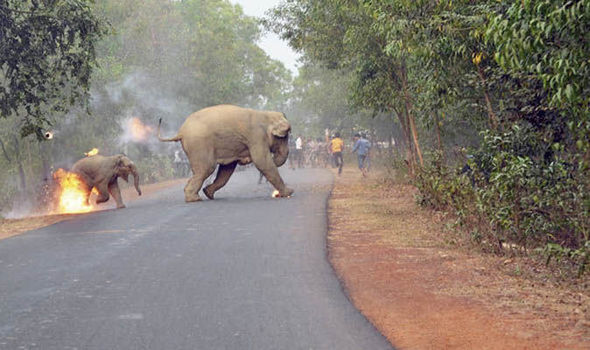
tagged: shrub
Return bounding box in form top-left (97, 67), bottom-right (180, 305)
top-left (415, 126), bottom-right (590, 276)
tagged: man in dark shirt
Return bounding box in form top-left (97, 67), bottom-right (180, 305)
top-left (352, 133), bottom-right (371, 177)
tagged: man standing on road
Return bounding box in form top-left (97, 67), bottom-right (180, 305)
top-left (295, 135), bottom-right (304, 168)
top-left (173, 150), bottom-right (183, 177)
top-left (352, 133), bottom-right (371, 177)
top-left (330, 132), bottom-right (344, 175)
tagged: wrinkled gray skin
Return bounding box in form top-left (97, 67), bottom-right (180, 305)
top-left (72, 154), bottom-right (141, 209)
top-left (158, 104), bottom-right (293, 202)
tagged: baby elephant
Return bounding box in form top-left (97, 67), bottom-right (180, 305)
top-left (72, 154), bottom-right (141, 209)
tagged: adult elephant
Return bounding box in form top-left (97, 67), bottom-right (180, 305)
top-left (72, 154), bottom-right (142, 209)
top-left (158, 104), bottom-right (293, 202)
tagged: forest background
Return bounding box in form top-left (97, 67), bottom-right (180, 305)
top-left (1, 0), bottom-right (588, 277)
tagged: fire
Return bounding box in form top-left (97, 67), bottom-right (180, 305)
top-left (272, 190), bottom-right (291, 198)
top-left (85, 148), bottom-right (99, 157)
top-left (126, 117), bottom-right (154, 142)
top-left (53, 169), bottom-right (94, 214)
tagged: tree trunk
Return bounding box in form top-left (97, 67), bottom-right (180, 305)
top-left (13, 135), bottom-right (26, 191)
top-left (39, 142), bottom-right (51, 182)
top-left (400, 61), bottom-right (424, 167)
top-left (388, 125), bottom-right (394, 157)
top-left (476, 64), bottom-right (498, 130)
top-left (0, 138), bottom-right (11, 162)
top-left (394, 105), bottom-right (416, 176)
top-left (433, 110), bottom-right (444, 160)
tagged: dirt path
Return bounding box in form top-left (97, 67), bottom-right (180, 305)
top-left (328, 167), bottom-right (589, 349)
top-left (0, 178), bottom-right (186, 241)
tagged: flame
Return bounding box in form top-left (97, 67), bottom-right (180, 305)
top-left (272, 190), bottom-right (280, 198)
top-left (53, 169), bottom-right (94, 214)
top-left (126, 117), bottom-right (154, 142)
top-left (85, 148), bottom-right (99, 157)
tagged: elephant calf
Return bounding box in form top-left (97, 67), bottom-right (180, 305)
top-left (72, 154), bottom-right (142, 209)
top-left (158, 104), bottom-right (293, 202)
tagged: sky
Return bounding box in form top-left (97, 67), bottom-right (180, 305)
top-left (230, 0), bottom-right (300, 75)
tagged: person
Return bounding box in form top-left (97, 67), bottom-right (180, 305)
top-left (316, 138), bottom-right (329, 168)
top-left (330, 132), bottom-right (344, 175)
top-left (287, 137), bottom-right (296, 170)
top-left (306, 138), bottom-right (317, 167)
top-left (295, 135), bottom-right (304, 168)
top-left (352, 133), bottom-right (371, 177)
top-left (173, 150), bottom-right (183, 177)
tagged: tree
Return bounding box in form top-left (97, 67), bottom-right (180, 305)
top-left (268, 0), bottom-right (590, 274)
top-left (266, 0), bottom-right (426, 172)
top-left (0, 0), bottom-right (108, 138)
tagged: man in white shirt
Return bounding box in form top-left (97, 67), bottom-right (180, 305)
top-left (295, 136), bottom-right (304, 168)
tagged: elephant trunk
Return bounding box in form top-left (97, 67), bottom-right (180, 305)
top-left (273, 139), bottom-right (289, 167)
top-left (131, 164), bottom-right (142, 196)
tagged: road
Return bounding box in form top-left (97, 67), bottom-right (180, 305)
top-left (0, 168), bottom-right (392, 350)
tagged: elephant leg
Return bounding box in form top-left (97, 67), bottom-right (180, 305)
top-left (95, 183), bottom-right (110, 204)
top-left (250, 145), bottom-right (294, 197)
top-left (184, 164), bottom-right (216, 203)
top-left (203, 161), bottom-right (237, 200)
top-left (83, 188), bottom-right (91, 206)
top-left (108, 181), bottom-right (125, 209)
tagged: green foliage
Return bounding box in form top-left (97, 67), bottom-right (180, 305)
top-left (417, 126), bottom-right (590, 275)
top-left (487, 0), bottom-right (590, 113)
top-left (95, 0), bottom-right (292, 110)
top-left (414, 151), bottom-right (474, 211)
top-left (0, 0), bottom-right (108, 138)
top-left (471, 126), bottom-right (589, 270)
top-left (269, 0), bottom-right (590, 277)
top-left (0, 0), bottom-right (293, 214)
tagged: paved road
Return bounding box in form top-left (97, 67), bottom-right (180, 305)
top-left (0, 168), bottom-right (392, 350)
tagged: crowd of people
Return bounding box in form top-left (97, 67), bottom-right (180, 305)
top-left (288, 132), bottom-right (372, 177)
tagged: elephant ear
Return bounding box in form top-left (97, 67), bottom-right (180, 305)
top-left (115, 155), bottom-right (130, 181)
top-left (115, 155), bottom-right (126, 168)
top-left (269, 113), bottom-right (291, 138)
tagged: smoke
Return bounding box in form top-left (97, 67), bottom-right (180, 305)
top-left (1, 177), bottom-right (53, 219)
top-left (104, 71), bottom-right (195, 127)
top-left (100, 71), bottom-right (196, 149)
top-left (3, 198), bottom-right (35, 219)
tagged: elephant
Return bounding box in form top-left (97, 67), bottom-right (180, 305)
top-left (71, 154), bottom-right (142, 209)
top-left (158, 104), bottom-right (293, 202)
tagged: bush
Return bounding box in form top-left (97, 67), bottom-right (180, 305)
top-left (414, 151), bottom-right (474, 211)
top-left (415, 126), bottom-right (590, 276)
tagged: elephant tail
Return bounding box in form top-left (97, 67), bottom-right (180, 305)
top-left (157, 118), bottom-right (181, 142)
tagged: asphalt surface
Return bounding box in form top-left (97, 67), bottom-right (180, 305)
top-left (0, 168), bottom-right (392, 350)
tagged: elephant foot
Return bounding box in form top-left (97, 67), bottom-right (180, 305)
top-left (185, 193), bottom-right (203, 203)
top-left (116, 204), bottom-right (126, 209)
top-left (203, 186), bottom-right (215, 200)
top-left (279, 187), bottom-right (294, 197)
